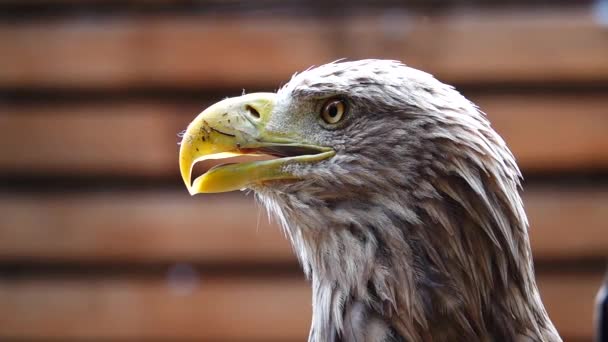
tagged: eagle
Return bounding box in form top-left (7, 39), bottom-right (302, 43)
top-left (178, 60), bottom-right (561, 342)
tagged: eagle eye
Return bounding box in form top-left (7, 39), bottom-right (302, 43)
top-left (320, 99), bottom-right (346, 124)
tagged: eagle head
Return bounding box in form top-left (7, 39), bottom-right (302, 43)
top-left (179, 60), bottom-right (561, 342)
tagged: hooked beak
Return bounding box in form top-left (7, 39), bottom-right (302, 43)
top-left (179, 93), bottom-right (335, 195)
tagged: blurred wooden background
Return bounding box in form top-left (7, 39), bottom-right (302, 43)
top-left (0, 0), bottom-right (607, 341)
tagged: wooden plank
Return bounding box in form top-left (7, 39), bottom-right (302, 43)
top-left (526, 189), bottom-right (608, 260)
top-left (0, 8), bottom-right (606, 88)
top-left (479, 95), bottom-right (608, 171)
top-left (0, 192), bottom-right (295, 263)
top-left (1, 94), bottom-right (606, 176)
top-left (0, 272), bottom-right (601, 340)
top-left (537, 272), bottom-right (604, 340)
top-left (0, 275), bottom-right (312, 341)
top-left (0, 102), bottom-right (197, 177)
top-left (0, 188), bottom-right (606, 263)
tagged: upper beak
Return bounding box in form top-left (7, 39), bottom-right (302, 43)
top-left (178, 93), bottom-right (334, 195)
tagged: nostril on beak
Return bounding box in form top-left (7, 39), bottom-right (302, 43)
top-left (245, 105), bottom-right (261, 119)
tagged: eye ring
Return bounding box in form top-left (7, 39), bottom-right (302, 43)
top-left (320, 99), bottom-right (347, 124)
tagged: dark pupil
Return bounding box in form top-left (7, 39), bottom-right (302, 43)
top-left (328, 104), bottom-right (338, 118)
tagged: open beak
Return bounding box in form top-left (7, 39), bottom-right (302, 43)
top-left (179, 93), bottom-right (335, 195)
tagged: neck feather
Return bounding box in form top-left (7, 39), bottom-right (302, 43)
top-left (255, 153), bottom-right (559, 341)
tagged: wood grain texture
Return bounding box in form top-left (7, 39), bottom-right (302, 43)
top-left (0, 8), bottom-right (605, 88)
top-left (1, 94), bottom-right (607, 176)
top-left (0, 272), bottom-right (601, 340)
top-left (0, 188), bottom-right (606, 263)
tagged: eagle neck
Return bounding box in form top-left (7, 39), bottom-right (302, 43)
top-left (257, 181), bottom-right (560, 341)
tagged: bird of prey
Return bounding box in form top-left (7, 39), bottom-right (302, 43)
top-left (179, 60), bottom-right (561, 342)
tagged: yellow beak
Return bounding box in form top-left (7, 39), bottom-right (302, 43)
top-left (179, 93), bottom-right (334, 195)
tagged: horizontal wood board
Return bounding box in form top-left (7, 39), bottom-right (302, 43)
top-left (1, 8), bottom-right (606, 89)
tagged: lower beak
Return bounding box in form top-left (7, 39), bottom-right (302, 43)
top-left (178, 93), bottom-right (334, 195)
